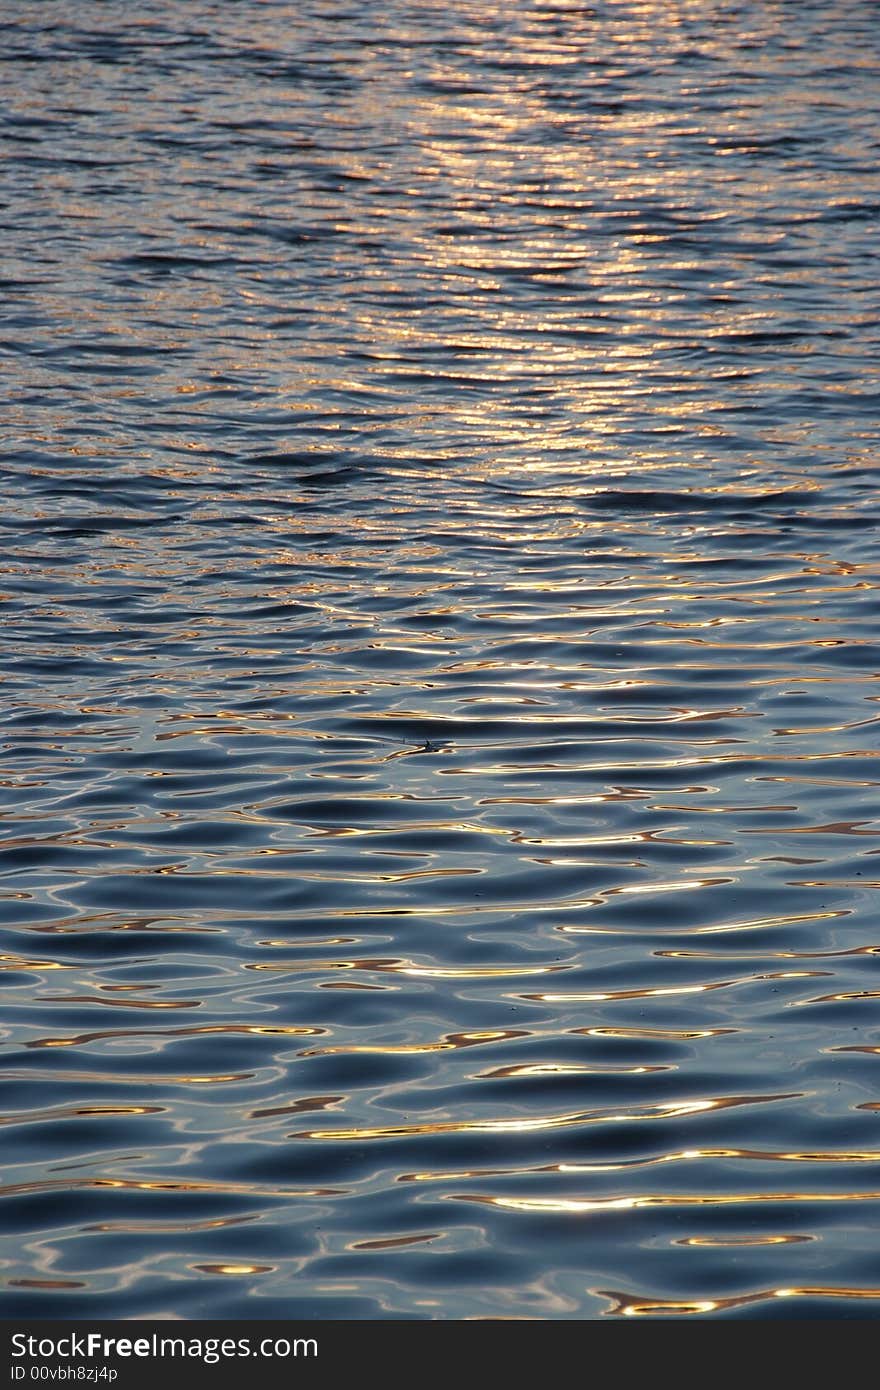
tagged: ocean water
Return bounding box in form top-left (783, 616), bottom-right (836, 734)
top-left (2, 0), bottom-right (880, 1320)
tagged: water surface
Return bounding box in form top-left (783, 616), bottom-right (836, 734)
top-left (2, 0), bottom-right (880, 1319)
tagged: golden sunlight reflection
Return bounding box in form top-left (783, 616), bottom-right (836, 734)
top-left (349, 1233), bottom-right (439, 1251)
top-left (397, 1146), bottom-right (880, 1184)
top-left (27, 1024), bottom-right (325, 1049)
top-left (0, 1104), bottom-right (162, 1127)
top-left (1, 1068), bottom-right (254, 1085)
top-left (572, 1027), bottom-right (737, 1040)
top-left (40, 995), bottom-right (201, 1011)
top-left (659, 942), bottom-right (875, 960)
top-left (290, 1094), bottom-right (797, 1142)
top-left (0, 956), bottom-right (70, 972)
top-left (457, 1191), bottom-right (880, 1214)
top-left (85, 1217), bottom-right (257, 1234)
top-left (249, 1095), bottom-right (343, 1119)
top-left (477, 1063), bottom-right (671, 1079)
top-left (600, 1286), bottom-right (880, 1316)
top-left (0, 1177), bottom-right (346, 1199)
top-left (678, 1235), bottom-right (813, 1247)
top-left (521, 970), bottom-right (826, 1003)
top-left (299, 1028), bottom-right (529, 1057)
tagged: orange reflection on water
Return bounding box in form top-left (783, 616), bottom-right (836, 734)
top-left (249, 1095), bottom-right (343, 1119)
top-left (245, 957), bottom-right (567, 980)
top-left (456, 1189), bottom-right (880, 1214)
top-left (1, 1067), bottom-right (253, 1085)
top-left (749, 818), bottom-right (879, 834)
top-left (794, 989), bottom-right (880, 1007)
top-left (86, 1216), bottom-right (256, 1234)
top-left (478, 1062), bottom-right (670, 1079)
top-left (678, 1235), bottom-right (812, 1247)
top-left (0, 1103), bottom-right (162, 1127)
top-left (600, 1286), bottom-right (880, 1316)
top-left (522, 970), bottom-right (826, 1004)
top-left (41, 995), bottom-right (201, 1010)
top-left (291, 1093), bottom-right (797, 1142)
top-left (573, 1026), bottom-right (737, 1039)
top-left (26, 1023), bottom-right (325, 1049)
top-left (349, 1233), bottom-right (439, 1251)
top-left (398, 1142), bottom-right (878, 1185)
top-left (660, 942), bottom-right (875, 961)
top-left (299, 1028), bottom-right (529, 1058)
top-left (0, 956), bottom-right (70, 972)
top-left (552, 1146), bottom-right (880, 1170)
top-left (0, 1177), bottom-right (345, 1199)
top-left (319, 981), bottom-right (388, 991)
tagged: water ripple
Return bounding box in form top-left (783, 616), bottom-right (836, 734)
top-left (2, 0), bottom-right (879, 1319)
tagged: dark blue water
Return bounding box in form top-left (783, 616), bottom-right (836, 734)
top-left (2, 0), bottom-right (880, 1320)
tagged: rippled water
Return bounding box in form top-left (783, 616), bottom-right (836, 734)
top-left (2, 0), bottom-right (880, 1320)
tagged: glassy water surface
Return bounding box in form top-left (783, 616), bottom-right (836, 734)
top-left (2, 0), bottom-right (880, 1319)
